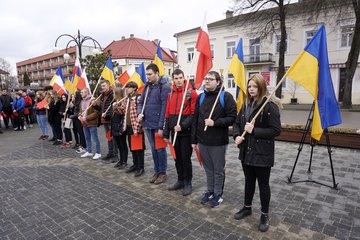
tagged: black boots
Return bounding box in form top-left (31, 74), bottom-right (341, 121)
top-left (168, 181), bottom-right (184, 191)
top-left (182, 180), bottom-right (192, 196)
top-left (258, 213), bottom-right (269, 232)
top-left (234, 206), bottom-right (252, 220)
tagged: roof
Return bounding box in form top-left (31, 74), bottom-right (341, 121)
top-left (104, 37), bottom-right (176, 63)
top-left (16, 46), bottom-right (76, 66)
top-left (0, 69), bottom-right (9, 75)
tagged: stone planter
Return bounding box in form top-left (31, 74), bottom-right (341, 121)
top-left (276, 128), bottom-right (360, 149)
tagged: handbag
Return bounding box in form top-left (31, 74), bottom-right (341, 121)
top-left (64, 118), bottom-right (73, 129)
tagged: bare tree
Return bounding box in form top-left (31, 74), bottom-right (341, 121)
top-left (0, 57), bottom-right (12, 90)
top-left (232, 0), bottom-right (292, 98)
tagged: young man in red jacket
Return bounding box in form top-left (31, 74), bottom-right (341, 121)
top-left (163, 69), bottom-right (198, 196)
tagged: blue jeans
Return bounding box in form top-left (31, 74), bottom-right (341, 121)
top-left (36, 114), bottom-right (48, 136)
top-left (83, 126), bottom-right (101, 154)
top-left (145, 129), bottom-right (167, 174)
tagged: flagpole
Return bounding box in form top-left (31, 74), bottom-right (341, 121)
top-left (172, 50), bottom-right (199, 146)
top-left (103, 97), bottom-right (126, 116)
top-left (140, 86), bottom-right (150, 115)
top-left (204, 81), bottom-right (225, 131)
top-left (80, 94), bottom-right (102, 117)
top-left (239, 75), bottom-right (286, 138)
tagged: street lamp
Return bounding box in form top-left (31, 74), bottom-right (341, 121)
top-left (53, 29), bottom-right (102, 59)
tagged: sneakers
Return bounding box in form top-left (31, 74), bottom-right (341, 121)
top-left (211, 194), bottom-right (223, 208)
top-left (154, 173), bottom-right (167, 185)
top-left (76, 147), bottom-right (86, 154)
top-left (61, 142), bottom-right (71, 148)
top-left (134, 168), bottom-right (145, 177)
top-left (72, 144), bottom-right (80, 149)
top-left (102, 154), bottom-right (113, 161)
top-left (93, 153), bottom-right (102, 160)
top-left (81, 152), bottom-right (93, 158)
top-left (168, 181), bottom-right (184, 191)
top-left (234, 207), bottom-right (252, 220)
top-left (53, 140), bottom-right (62, 145)
top-left (200, 191), bottom-right (214, 204)
top-left (42, 135), bottom-right (49, 140)
top-left (258, 213), bottom-right (269, 232)
top-left (126, 165), bottom-right (137, 173)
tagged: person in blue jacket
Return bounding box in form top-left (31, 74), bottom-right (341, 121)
top-left (137, 63), bottom-right (171, 185)
top-left (12, 92), bottom-right (25, 131)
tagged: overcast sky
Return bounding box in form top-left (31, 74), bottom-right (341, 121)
top-left (0, 0), bottom-right (233, 75)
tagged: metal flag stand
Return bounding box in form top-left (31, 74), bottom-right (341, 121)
top-left (287, 102), bottom-right (339, 189)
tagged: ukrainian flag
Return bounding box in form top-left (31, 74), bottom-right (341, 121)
top-left (285, 24), bottom-right (341, 140)
top-left (228, 38), bottom-right (246, 112)
top-left (101, 57), bottom-right (116, 86)
top-left (129, 62), bottom-right (147, 93)
top-left (153, 41), bottom-right (165, 76)
top-left (64, 75), bottom-right (75, 94)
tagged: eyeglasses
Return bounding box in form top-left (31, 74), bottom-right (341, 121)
top-left (204, 77), bottom-right (216, 81)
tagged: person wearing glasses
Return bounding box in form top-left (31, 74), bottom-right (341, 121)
top-left (191, 71), bottom-right (237, 208)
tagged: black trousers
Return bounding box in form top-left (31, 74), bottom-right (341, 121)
top-left (14, 111), bottom-right (24, 129)
top-left (73, 118), bottom-right (85, 148)
top-left (126, 127), bottom-right (145, 170)
top-left (63, 128), bottom-right (72, 142)
top-left (54, 117), bottom-right (63, 141)
top-left (173, 134), bottom-right (193, 182)
top-left (114, 133), bottom-right (128, 164)
top-left (242, 163), bottom-right (271, 213)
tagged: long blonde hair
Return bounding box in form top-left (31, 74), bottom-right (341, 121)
top-left (50, 90), bottom-right (59, 103)
top-left (246, 74), bottom-right (267, 104)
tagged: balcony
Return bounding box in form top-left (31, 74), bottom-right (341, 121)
top-left (243, 53), bottom-right (275, 65)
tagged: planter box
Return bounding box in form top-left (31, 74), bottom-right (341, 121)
top-left (276, 129), bottom-right (360, 149)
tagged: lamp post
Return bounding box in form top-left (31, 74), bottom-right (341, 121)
top-left (53, 29), bottom-right (102, 60)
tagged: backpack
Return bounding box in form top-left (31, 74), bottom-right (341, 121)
top-left (199, 91), bottom-right (225, 109)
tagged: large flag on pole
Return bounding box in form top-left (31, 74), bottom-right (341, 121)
top-left (228, 38), bottom-right (246, 112)
top-left (153, 41), bottom-right (165, 76)
top-left (194, 15), bottom-right (213, 89)
top-left (79, 68), bottom-right (91, 94)
top-left (101, 57), bottom-right (116, 87)
top-left (284, 24), bottom-right (341, 140)
top-left (118, 65), bottom-right (136, 86)
top-left (72, 58), bottom-right (82, 90)
top-left (128, 63), bottom-right (147, 93)
top-left (49, 66), bottom-right (66, 96)
top-left (64, 76), bottom-right (74, 94)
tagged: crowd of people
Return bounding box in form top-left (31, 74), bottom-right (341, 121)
top-left (0, 63), bottom-right (281, 232)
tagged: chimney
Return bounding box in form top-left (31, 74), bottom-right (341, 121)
top-left (226, 10), bottom-right (233, 19)
top-left (153, 39), bottom-right (159, 45)
top-left (130, 34), bottom-right (134, 38)
top-left (121, 36), bottom-right (125, 40)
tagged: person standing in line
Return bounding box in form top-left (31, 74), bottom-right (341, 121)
top-left (12, 92), bottom-right (25, 131)
top-left (79, 88), bottom-right (101, 160)
top-left (0, 90), bottom-right (13, 129)
top-left (232, 74), bottom-right (281, 232)
top-left (47, 90), bottom-right (63, 145)
top-left (191, 71), bottom-right (237, 208)
top-left (22, 91), bottom-right (33, 128)
top-left (163, 69), bottom-right (197, 196)
top-left (137, 63), bottom-right (171, 185)
top-left (34, 91), bottom-right (48, 140)
top-left (71, 90), bottom-right (87, 153)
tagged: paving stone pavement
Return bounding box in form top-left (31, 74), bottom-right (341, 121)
top-left (0, 126), bottom-right (359, 239)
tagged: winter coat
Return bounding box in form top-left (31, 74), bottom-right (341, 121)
top-left (34, 98), bottom-right (46, 115)
top-left (191, 85), bottom-right (237, 146)
top-left (48, 100), bottom-right (61, 124)
top-left (12, 97), bottom-right (25, 112)
top-left (0, 94), bottom-right (12, 112)
top-left (94, 89), bottom-right (114, 124)
top-left (118, 94), bottom-right (142, 134)
top-left (232, 98), bottom-right (281, 167)
top-left (23, 96), bottom-right (33, 115)
top-left (163, 81), bottom-right (198, 139)
top-left (137, 76), bottom-right (171, 129)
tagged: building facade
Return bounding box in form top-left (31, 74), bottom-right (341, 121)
top-left (104, 34), bottom-right (177, 78)
top-left (175, 2), bottom-right (359, 104)
top-left (16, 46), bottom-right (96, 87)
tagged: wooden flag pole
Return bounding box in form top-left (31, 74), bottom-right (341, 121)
top-left (204, 81), bottom-right (225, 131)
top-left (103, 97), bottom-right (126, 116)
top-left (80, 94), bottom-right (102, 117)
top-left (239, 75), bottom-right (286, 138)
top-left (172, 51), bottom-right (199, 146)
top-left (140, 86), bottom-right (150, 115)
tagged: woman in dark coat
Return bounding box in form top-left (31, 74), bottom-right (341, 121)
top-left (47, 90), bottom-right (63, 145)
top-left (232, 74), bottom-right (281, 232)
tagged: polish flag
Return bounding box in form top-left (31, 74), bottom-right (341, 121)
top-left (118, 65), bottom-right (136, 86)
top-left (194, 15), bottom-right (213, 89)
top-left (78, 68), bottom-right (92, 94)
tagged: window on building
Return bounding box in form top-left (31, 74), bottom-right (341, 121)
top-left (210, 44), bottom-right (215, 59)
top-left (249, 38), bottom-right (260, 62)
top-left (227, 73), bottom-right (235, 89)
top-left (226, 41), bottom-right (236, 58)
top-left (187, 47), bottom-right (194, 62)
top-left (168, 68), bottom-right (171, 76)
top-left (341, 25), bottom-right (354, 47)
top-left (305, 30), bottom-right (316, 45)
top-left (275, 34), bottom-right (287, 53)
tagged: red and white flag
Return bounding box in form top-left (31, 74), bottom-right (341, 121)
top-left (79, 68), bottom-right (92, 94)
top-left (117, 65), bottom-right (136, 86)
top-left (194, 15), bottom-right (213, 89)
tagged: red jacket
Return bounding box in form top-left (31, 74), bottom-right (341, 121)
top-left (163, 80), bottom-right (197, 138)
top-left (24, 96), bottom-right (33, 115)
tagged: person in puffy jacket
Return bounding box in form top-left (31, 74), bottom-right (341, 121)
top-left (12, 92), bottom-right (25, 131)
top-left (232, 74), bottom-right (281, 232)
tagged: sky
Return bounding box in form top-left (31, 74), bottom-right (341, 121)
top-left (0, 0), bottom-right (234, 75)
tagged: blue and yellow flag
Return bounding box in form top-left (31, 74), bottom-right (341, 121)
top-left (101, 57), bottom-right (116, 86)
top-left (228, 38), bottom-right (246, 112)
top-left (285, 24), bottom-right (341, 140)
top-left (153, 41), bottom-right (165, 76)
top-left (64, 75), bottom-right (75, 94)
top-left (129, 62), bottom-right (147, 93)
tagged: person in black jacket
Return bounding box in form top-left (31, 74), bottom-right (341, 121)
top-left (47, 90), bottom-right (63, 145)
top-left (232, 74), bottom-right (281, 232)
top-left (1, 90), bottom-right (13, 128)
top-left (70, 90), bottom-right (86, 153)
top-left (191, 71), bottom-right (237, 208)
